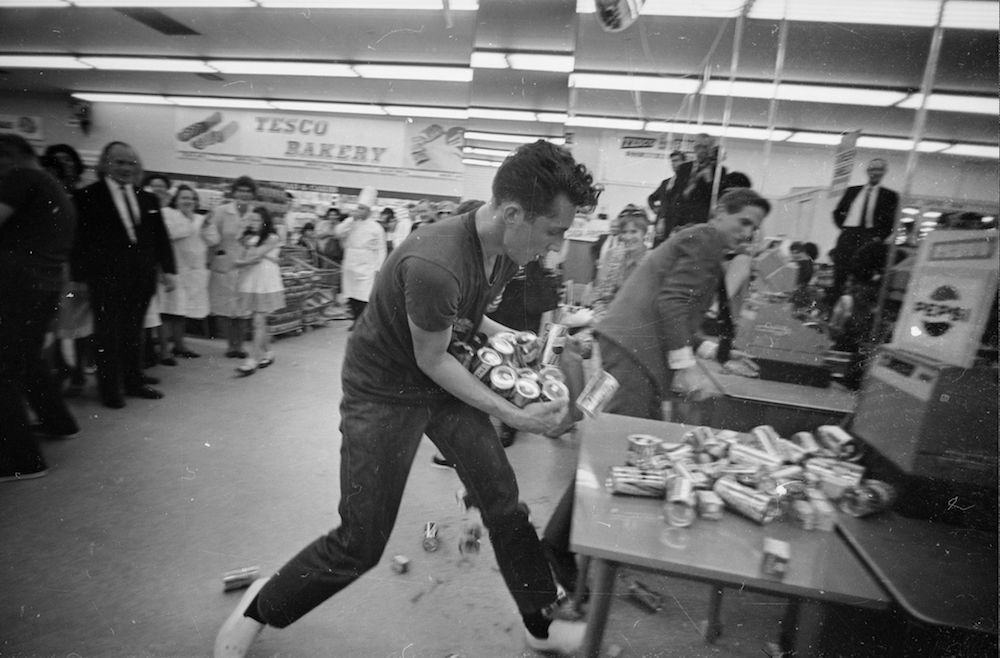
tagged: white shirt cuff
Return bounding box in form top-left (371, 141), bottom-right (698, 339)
top-left (668, 346), bottom-right (697, 370)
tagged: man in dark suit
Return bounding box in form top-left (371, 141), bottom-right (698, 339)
top-left (72, 142), bottom-right (176, 408)
top-left (829, 157), bottom-right (899, 303)
top-left (648, 133), bottom-right (726, 247)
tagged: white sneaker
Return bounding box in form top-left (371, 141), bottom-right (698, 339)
top-left (524, 618), bottom-right (586, 655)
top-left (214, 577), bottom-right (268, 658)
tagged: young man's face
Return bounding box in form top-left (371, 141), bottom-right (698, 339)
top-left (503, 193), bottom-right (576, 266)
top-left (712, 203), bottom-right (766, 253)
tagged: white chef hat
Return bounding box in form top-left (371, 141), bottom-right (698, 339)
top-left (357, 185), bottom-right (379, 209)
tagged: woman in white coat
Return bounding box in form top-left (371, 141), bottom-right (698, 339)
top-left (335, 186), bottom-right (386, 329)
top-left (159, 185), bottom-right (209, 360)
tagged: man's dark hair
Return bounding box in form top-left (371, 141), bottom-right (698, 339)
top-left (43, 143), bottom-right (84, 178)
top-left (717, 187), bottom-right (771, 217)
top-left (230, 175), bottom-right (258, 196)
top-left (143, 173), bottom-right (171, 189)
top-left (803, 242), bottom-right (819, 261)
top-left (669, 150), bottom-right (685, 160)
top-left (380, 207), bottom-right (395, 219)
top-left (492, 140), bottom-right (601, 220)
top-left (0, 133), bottom-right (38, 163)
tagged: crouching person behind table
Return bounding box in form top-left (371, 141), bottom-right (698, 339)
top-left (214, 139), bottom-right (603, 657)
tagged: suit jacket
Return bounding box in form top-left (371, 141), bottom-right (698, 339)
top-left (71, 179), bottom-right (175, 285)
top-left (832, 184), bottom-right (899, 241)
top-left (594, 223), bottom-right (726, 395)
top-left (650, 160), bottom-right (727, 238)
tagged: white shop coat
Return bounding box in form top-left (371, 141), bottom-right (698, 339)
top-left (336, 217), bottom-right (387, 302)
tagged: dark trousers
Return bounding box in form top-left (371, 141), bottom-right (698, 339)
top-left (830, 227), bottom-right (879, 302)
top-left (89, 276), bottom-right (156, 401)
top-left (0, 279), bottom-right (75, 473)
top-left (541, 336), bottom-right (664, 590)
top-left (347, 298), bottom-right (367, 323)
top-left (253, 393), bottom-right (557, 627)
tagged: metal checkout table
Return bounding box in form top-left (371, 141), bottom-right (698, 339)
top-left (570, 413), bottom-right (891, 657)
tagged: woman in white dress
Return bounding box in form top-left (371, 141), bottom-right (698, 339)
top-left (335, 186), bottom-right (386, 329)
top-left (159, 185), bottom-right (209, 361)
top-left (233, 207), bottom-right (285, 375)
top-left (203, 176), bottom-right (257, 359)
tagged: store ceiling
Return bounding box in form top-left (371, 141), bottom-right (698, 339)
top-left (0, 1), bottom-right (997, 153)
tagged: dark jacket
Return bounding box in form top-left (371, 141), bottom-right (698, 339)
top-left (832, 184), bottom-right (900, 241)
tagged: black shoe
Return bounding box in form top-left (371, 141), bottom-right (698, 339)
top-left (124, 385), bottom-right (164, 400)
top-left (101, 396), bottom-right (126, 409)
top-left (31, 422), bottom-right (79, 438)
top-left (0, 462), bottom-right (49, 483)
top-left (160, 357), bottom-right (178, 367)
top-left (225, 349), bottom-right (248, 359)
top-left (141, 374), bottom-right (160, 385)
top-left (431, 454), bottom-right (455, 469)
top-left (173, 349), bottom-right (201, 358)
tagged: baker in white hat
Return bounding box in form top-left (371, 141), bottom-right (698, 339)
top-left (334, 185), bottom-right (387, 328)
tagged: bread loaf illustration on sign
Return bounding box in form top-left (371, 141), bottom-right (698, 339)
top-left (192, 120), bottom-right (239, 150)
top-left (176, 111), bottom-right (222, 142)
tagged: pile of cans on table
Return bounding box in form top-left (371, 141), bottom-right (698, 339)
top-left (607, 424), bottom-right (896, 530)
top-left (449, 325), bottom-right (571, 407)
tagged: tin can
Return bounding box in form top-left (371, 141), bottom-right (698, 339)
top-left (513, 331), bottom-right (539, 367)
top-left (458, 522), bottom-right (482, 554)
top-left (222, 566), bottom-right (260, 592)
top-left (663, 443), bottom-right (694, 463)
top-left (751, 425), bottom-right (782, 457)
top-left (493, 331), bottom-right (517, 345)
top-left (713, 477), bottom-right (781, 524)
top-left (539, 323), bottom-right (569, 366)
top-left (422, 522), bottom-right (440, 552)
top-left (839, 479), bottom-right (897, 518)
top-left (791, 431), bottom-right (821, 455)
top-left (627, 580), bottom-right (664, 613)
top-left (696, 490), bottom-right (725, 520)
top-left (684, 426), bottom-right (715, 451)
top-left (627, 453), bottom-right (673, 470)
top-left (816, 425), bottom-right (857, 460)
top-left (776, 438), bottom-right (808, 464)
top-left (672, 460), bottom-right (710, 489)
top-left (728, 443), bottom-right (784, 469)
top-left (761, 538), bottom-right (790, 579)
top-left (391, 555), bottom-right (410, 574)
top-left (540, 378), bottom-right (569, 404)
top-left (516, 367), bottom-right (539, 381)
top-left (605, 466), bottom-right (668, 498)
top-left (627, 434), bottom-right (663, 461)
top-left (489, 364), bottom-right (517, 398)
top-left (488, 335), bottom-right (517, 364)
top-left (663, 476), bottom-right (697, 527)
top-left (510, 378), bottom-right (541, 408)
top-left (471, 347), bottom-right (502, 381)
top-left (576, 369), bottom-right (620, 418)
top-left (448, 341), bottom-right (476, 368)
top-left (538, 365), bottom-right (565, 384)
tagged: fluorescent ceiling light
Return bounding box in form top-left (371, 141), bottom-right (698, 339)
top-left (354, 64), bottom-right (473, 83)
top-left (922, 211), bottom-right (943, 218)
top-left (719, 126), bottom-right (792, 141)
top-left (506, 53), bottom-right (575, 73)
top-left (258, 0), bottom-right (477, 7)
top-left (570, 72), bottom-right (699, 95)
top-left (576, 0), bottom-right (741, 18)
top-left (897, 93), bottom-right (999, 115)
top-left (471, 52), bottom-right (508, 69)
top-left (644, 121), bottom-right (708, 135)
top-left (786, 132), bottom-right (845, 145)
top-left (901, 207), bottom-right (920, 215)
top-left (463, 146), bottom-right (513, 158)
top-left (468, 108), bottom-right (538, 122)
top-left (79, 57), bottom-right (216, 73)
top-left (462, 158), bottom-right (502, 168)
top-left (71, 0), bottom-right (256, 5)
top-left (269, 101), bottom-right (386, 115)
top-left (209, 60), bottom-right (357, 77)
top-left (982, 216), bottom-right (995, 223)
top-left (776, 83), bottom-right (906, 107)
top-left (856, 136), bottom-right (950, 152)
top-left (750, 0), bottom-right (941, 27)
top-left (0, 55), bottom-right (90, 68)
top-left (702, 80), bottom-right (778, 100)
top-left (167, 96), bottom-right (274, 109)
top-left (383, 105), bottom-right (469, 120)
top-left (943, 1), bottom-right (1000, 30)
top-left (942, 144), bottom-right (1000, 159)
top-left (464, 131), bottom-right (565, 145)
top-left (537, 112), bottom-right (569, 123)
top-left (72, 92), bottom-right (170, 105)
top-left (566, 116), bottom-right (645, 130)
top-left (0, 1), bottom-right (69, 6)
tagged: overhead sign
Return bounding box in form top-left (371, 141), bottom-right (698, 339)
top-left (829, 130), bottom-right (860, 198)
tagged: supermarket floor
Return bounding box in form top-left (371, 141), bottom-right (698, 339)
top-left (2, 320), bottom-right (791, 657)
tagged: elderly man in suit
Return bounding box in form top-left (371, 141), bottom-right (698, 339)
top-left (648, 133), bottom-right (727, 247)
top-left (829, 157), bottom-right (899, 303)
top-left (72, 142), bottom-right (176, 409)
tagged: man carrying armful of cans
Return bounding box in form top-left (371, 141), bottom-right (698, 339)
top-left (215, 140), bottom-right (602, 657)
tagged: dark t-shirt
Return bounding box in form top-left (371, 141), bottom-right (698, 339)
top-left (342, 211), bottom-right (519, 403)
top-left (0, 167), bottom-right (76, 291)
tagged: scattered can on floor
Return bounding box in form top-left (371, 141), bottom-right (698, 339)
top-left (222, 566), bottom-right (260, 592)
top-left (576, 369), bottom-right (620, 417)
top-left (422, 522), bottom-right (440, 552)
top-left (391, 554), bottom-right (410, 574)
top-left (627, 580), bottom-right (664, 613)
